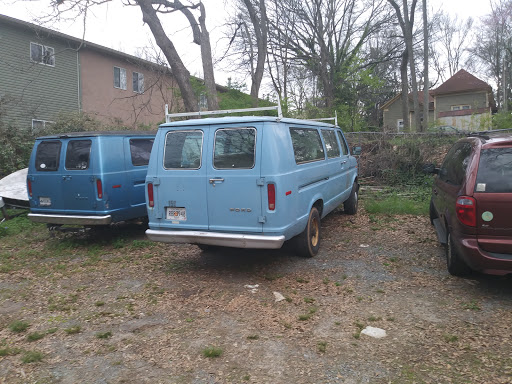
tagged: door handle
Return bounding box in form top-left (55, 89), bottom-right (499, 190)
top-left (209, 178), bottom-right (225, 185)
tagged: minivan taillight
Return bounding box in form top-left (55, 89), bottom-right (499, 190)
top-left (268, 184), bottom-right (275, 211)
top-left (147, 183), bottom-right (154, 208)
top-left (27, 180), bottom-right (32, 197)
top-left (96, 179), bottom-right (103, 199)
top-left (456, 196), bottom-right (476, 227)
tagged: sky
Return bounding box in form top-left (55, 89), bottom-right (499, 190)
top-left (0, 0), bottom-right (494, 88)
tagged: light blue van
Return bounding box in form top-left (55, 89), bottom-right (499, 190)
top-left (27, 132), bottom-right (154, 228)
top-left (145, 106), bottom-right (360, 257)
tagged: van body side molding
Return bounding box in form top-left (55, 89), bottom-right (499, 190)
top-left (146, 229), bottom-right (285, 249)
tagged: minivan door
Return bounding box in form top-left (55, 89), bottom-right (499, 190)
top-left (62, 139), bottom-right (96, 212)
top-left (206, 125), bottom-right (263, 233)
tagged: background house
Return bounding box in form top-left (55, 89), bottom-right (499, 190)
top-left (381, 70), bottom-right (496, 132)
top-left (0, 14), bottom-right (181, 131)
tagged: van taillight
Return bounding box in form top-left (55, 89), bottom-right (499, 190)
top-left (456, 196), bottom-right (476, 227)
top-left (148, 183), bottom-right (154, 208)
top-left (96, 179), bottom-right (103, 199)
top-left (268, 184), bottom-right (275, 211)
top-left (27, 180), bottom-right (32, 197)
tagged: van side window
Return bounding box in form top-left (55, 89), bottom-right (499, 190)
top-left (164, 130), bottom-right (203, 169)
top-left (439, 143), bottom-right (472, 186)
top-left (130, 139), bottom-right (154, 166)
top-left (65, 140), bottom-right (92, 170)
top-left (213, 128), bottom-right (256, 169)
top-left (35, 140), bottom-right (61, 171)
top-left (321, 130), bottom-right (340, 158)
top-left (290, 128), bottom-right (325, 164)
top-left (336, 131), bottom-right (348, 155)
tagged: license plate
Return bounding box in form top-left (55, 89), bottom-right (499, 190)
top-left (39, 197), bottom-right (51, 206)
top-left (166, 207), bottom-right (186, 221)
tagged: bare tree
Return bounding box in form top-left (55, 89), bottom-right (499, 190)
top-left (422, 0), bottom-right (429, 129)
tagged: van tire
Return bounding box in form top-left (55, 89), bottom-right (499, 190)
top-left (296, 207), bottom-right (321, 258)
top-left (344, 183), bottom-right (358, 215)
top-left (446, 232), bottom-right (471, 276)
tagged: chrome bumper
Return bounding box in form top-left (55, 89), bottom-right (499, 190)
top-left (146, 229), bottom-right (285, 249)
top-left (28, 213), bottom-right (112, 225)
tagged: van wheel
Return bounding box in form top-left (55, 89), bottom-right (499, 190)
top-left (446, 232), bottom-right (471, 276)
top-left (296, 207), bottom-right (321, 258)
top-left (344, 183), bottom-right (358, 215)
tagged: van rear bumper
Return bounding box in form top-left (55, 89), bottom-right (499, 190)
top-left (28, 213), bottom-right (112, 225)
top-left (146, 229), bottom-right (285, 249)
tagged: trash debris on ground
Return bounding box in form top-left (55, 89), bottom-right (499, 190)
top-left (360, 244), bottom-right (370, 248)
top-left (361, 326), bottom-right (387, 338)
top-left (244, 284), bottom-right (259, 293)
top-left (273, 292), bottom-right (286, 302)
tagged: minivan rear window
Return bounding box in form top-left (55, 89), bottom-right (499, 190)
top-left (130, 138), bottom-right (154, 166)
top-left (213, 128), bottom-right (256, 169)
top-left (290, 128), bottom-right (325, 164)
top-left (475, 148), bottom-right (512, 193)
top-left (35, 140), bottom-right (61, 171)
top-left (65, 140), bottom-right (92, 170)
top-left (164, 130), bottom-right (203, 169)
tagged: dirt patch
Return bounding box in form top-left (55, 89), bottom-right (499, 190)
top-left (1, 211), bottom-right (511, 383)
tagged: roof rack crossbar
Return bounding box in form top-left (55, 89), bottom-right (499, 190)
top-left (308, 111), bottom-right (338, 126)
top-left (165, 102), bottom-right (283, 123)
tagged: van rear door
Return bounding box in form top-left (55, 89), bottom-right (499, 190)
top-left (32, 140), bottom-right (65, 210)
top-left (62, 139), bottom-right (97, 212)
top-left (206, 125), bottom-right (263, 233)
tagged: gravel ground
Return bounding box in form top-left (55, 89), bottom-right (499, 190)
top-left (1, 209), bottom-right (511, 383)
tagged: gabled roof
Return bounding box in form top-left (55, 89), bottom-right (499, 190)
top-left (380, 90), bottom-right (434, 110)
top-left (432, 69), bottom-right (492, 95)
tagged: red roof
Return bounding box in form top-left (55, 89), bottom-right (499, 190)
top-left (432, 69), bottom-right (491, 95)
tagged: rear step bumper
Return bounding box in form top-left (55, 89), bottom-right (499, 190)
top-left (146, 229), bottom-right (285, 249)
top-left (28, 213), bottom-right (112, 225)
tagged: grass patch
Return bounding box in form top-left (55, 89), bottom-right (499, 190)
top-left (0, 347), bottom-right (21, 356)
top-left (26, 332), bottom-right (45, 342)
top-left (444, 334), bottom-right (459, 343)
top-left (364, 193), bottom-right (428, 216)
top-left (202, 346), bottom-right (223, 358)
top-left (462, 300), bottom-right (481, 311)
top-left (64, 325), bottom-right (81, 335)
top-left (303, 297), bottom-right (315, 304)
top-left (21, 350), bottom-right (44, 363)
top-left (9, 320), bottom-right (30, 333)
top-left (96, 331), bottom-right (113, 339)
top-left (247, 335), bottom-right (259, 340)
top-left (317, 341), bottom-right (327, 353)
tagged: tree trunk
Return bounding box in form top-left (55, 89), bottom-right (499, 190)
top-left (137, 0), bottom-right (198, 112)
top-left (422, 0), bottom-right (429, 130)
top-left (400, 49), bottom-right (410, 132)
top-left (197, 2), bottom-right (219, 110)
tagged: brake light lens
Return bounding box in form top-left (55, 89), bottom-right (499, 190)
top-left (147, 183), bottom-right (154, 208)
top-left (96, 179), bottom-right (103, 199)
top-left (267, 184), bottom-right (275, 211)
top-left (456, 196), bottom-right (476, 227)
top-left (27, 180), bottom-right (32, 197)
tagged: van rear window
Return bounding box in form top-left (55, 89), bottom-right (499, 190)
top-left (65, 140), bottom-right (92, 170)
top-left (164, 130), bottom-right (203, 169)
top-left (475, 148), bottom-right (512, 193)
top-left (35, 141), bottom-right (61, 171)
top-left (290, 128), bottom-right (325, 164)
top-left (213, 128), bottom-right (256, 169)
top-left (321, 130), bottom-right (340, 158)
top-left (130, 139), bottom-right (154, 166)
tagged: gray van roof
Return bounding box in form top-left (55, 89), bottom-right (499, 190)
top-left (36, 131), bottom-right (156, 140)
top-left (159, 116), bottom-right (339, 129)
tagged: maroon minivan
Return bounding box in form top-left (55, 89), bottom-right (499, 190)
top-left (429, 134), bottom-right (512, 276)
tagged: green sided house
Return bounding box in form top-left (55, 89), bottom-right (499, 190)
top-left (381, 70), bottom-right (497, 132)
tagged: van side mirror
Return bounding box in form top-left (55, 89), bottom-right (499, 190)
top-left (423, 163), bottom-right (439, 174)
top-left (352, 146), bottom-right (361, 156)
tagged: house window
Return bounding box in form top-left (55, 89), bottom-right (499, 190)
top-left (32, 119), bottom-right (54, 133)
top-left (114, 66), bottom-right (127, 90)
top-left (30, 42), bottom-right (55, 66)
top-left (397, 119), bottom-right (404, 132)
top-left (133, 72), bottom-right (144, 93)
top-left (451, 105), bottom-right (471, 111)
top-left (199, 93), bottom-right (208, 110)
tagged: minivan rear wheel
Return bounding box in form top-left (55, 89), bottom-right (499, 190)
top-left (344, 183), bottom-right (358, 215)
top-left (296, 207), bottom-right (321, 258)
top-left (446, 232), bottom-right (471, 276)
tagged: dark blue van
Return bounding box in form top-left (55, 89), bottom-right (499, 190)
top-left (27, 132), bottom-right (154, 227)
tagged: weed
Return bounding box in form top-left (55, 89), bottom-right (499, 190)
top-left (64, 325), bottom-right (81, 335)
top-left (202, 346), bottom-right (223, 358)
top-left (243, 375), bottom-right (251, 381)
top-left (368, 316), bottom-right (382, 322)
top-left (0, 347), bottom-right (21, 356)
top-left (335, 282), bottom-right (341, 286)
top-left (376, 289), bottom-right (385, 294)
top-left (247, 335), bottom-right (259, 340)
top-left (96, 331), bottom-right (112, 339)
top-left (323, 277), bottom-right (330, 284)
top-left (298, 314), bottom-right (311, 321)
top-left (335, 321), bottom-right (341, 326)
top-left (26, 332), bottom-right (45, 342)
top-left (283, 322), bottom-right (292, 329)
top-left (304, 297), bottom-right (315, 304)
top-left (264, 274), bottom-right (283, 281)
top-left (444, 334), bottom-right (459, 343)
top-left (357, 296), bottom-right (364, 302)
top-left (9, 320), bottom-right (30, 333)
top-left (285, 297), bottom-right (292, 303)
top-left (21, 350), bottom-right (44, 363)
top-left (317, 341), bottom-right (327, 353)
top-left (185, 318), bottom-right (194, 323)
top-left (462, 300), bottom-right (481, 311)
top-left (95, 301), bottom-right (105, 307)
top-left (296, 277), bottom-right (309, 283)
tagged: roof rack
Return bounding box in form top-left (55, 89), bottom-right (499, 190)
top-left (165, 101), bottom-right (283, 123)
top-left (308, 111), bottom-right (338, 127)
top-left (467, 132), bottom-right (490, 140)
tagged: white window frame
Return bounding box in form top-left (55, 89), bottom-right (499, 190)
top-left (451, 105), bottom-right (471, 111)
top-left (397, 119), bottom-right (404, 132)
top-left (30, 42), bottom-right (55, 67)
top-left (133, 71), bottom-right (144, 93)
top-left (114, 66), bottom-right (127, 90)
top-left (198, 93), bottom-right (208, 110)
top-left (32, 119), bottom-right (54, 133)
